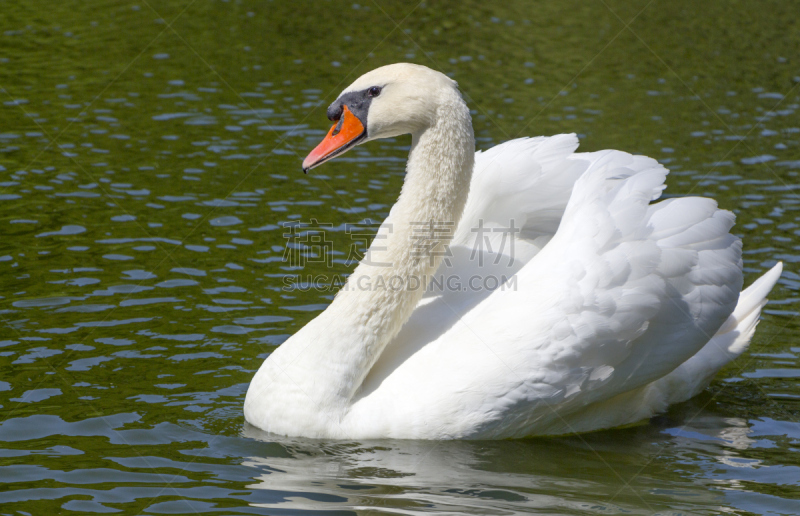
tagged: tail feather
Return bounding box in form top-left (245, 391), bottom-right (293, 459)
top-left (719, 261), bottom-right (784, 335)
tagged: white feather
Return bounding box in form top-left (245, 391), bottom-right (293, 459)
top-left (349, 137), bottom-right (778, 438)
top-left (244, 64), bottom-right (783, 439)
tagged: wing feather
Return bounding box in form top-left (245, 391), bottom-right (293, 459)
top-left (352, 136), bottom-right (745, 438)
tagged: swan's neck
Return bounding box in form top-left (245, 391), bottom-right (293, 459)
top-left (285, 92), bottom-right (474, 407)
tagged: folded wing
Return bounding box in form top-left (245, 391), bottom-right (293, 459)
top-left (352, 135), bottom-right (746, 439)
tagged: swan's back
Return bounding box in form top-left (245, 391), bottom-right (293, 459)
top-left (345, 134), bottom-right (775, 439)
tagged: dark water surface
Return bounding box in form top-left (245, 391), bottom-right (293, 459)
top-left (1, 0), bottom-right (799, 514)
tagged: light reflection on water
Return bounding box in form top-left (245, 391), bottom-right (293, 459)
top-left (1, 0), bottom-right (799, 514)
top-left (242, 413), bottom-right (798, 515)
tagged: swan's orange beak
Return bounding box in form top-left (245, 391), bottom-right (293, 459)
top-left (302, 105), bottom-right (366, 173)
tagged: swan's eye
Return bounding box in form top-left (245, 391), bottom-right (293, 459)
top-left (367, 86), bottom-right (382, 97)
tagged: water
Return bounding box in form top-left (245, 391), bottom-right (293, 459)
top-left (1, 0), bottom-right (798, 513)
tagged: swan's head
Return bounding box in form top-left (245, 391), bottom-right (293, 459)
top-left (302, 63), bottom-right (459, 172)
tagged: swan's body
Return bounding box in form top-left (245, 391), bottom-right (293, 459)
top-left (244, 64), bottom-right (782, 439)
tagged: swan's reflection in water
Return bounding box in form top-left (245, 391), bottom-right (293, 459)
top-left (241, 410), bottom-right (761, 514)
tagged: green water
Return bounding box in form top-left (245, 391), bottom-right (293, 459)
top-left (1, 0), bottom-right (799, 513)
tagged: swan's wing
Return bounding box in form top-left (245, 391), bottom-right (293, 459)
top-left (453, 134), bottom-right (585, 262)
top-left (353, 148), bottom-right (743, 438)
top-left (474, 152), bottom-right (741, 435)
top-left (425, 134), bottom-right (587, 301)
top-left (427, 134), bottom-right (666, 302)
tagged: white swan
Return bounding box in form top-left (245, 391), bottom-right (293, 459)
top-left (244, 63), bottom-right (783, 439)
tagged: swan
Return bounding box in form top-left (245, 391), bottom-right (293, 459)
top-left (244, 63), bottom-right (783, 439)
